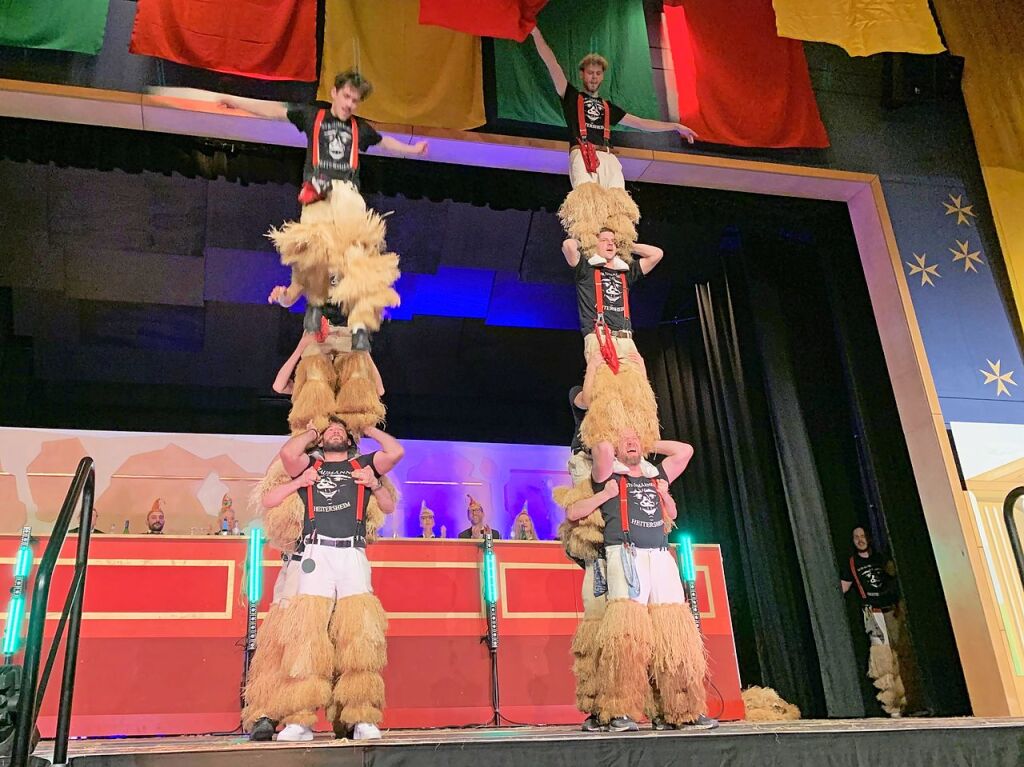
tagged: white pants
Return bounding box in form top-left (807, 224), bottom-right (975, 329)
top-left (296, 543), bottom-right (373, 600)
top-left (569, 146), bottom-right (625, 189)
top-left (605, 545), bottom-right (686, 605)
top-left (271, 557), bottom-right (302, 607)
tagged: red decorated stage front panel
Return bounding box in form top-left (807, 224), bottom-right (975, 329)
top-left (0, 536), bottom-right (743, 735)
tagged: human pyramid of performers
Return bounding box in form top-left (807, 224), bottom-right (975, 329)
top-left (226, 27), bottom-right (712, 743)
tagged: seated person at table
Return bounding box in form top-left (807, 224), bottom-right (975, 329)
top-left (419, 501), bottom-right (437, 539)
top-left (70, 506), bottom-right (103, 534)
top-left (146, 499), bottom-right (166, 534)
top-left (510, 505), bottom-right (539, 540)
top-left (219, 494), bottom-right (238, 534)
top-left (458, 495), bottom-right (501, 540)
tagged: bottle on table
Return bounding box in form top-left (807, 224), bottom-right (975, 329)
top-left (440, 525), bottom-right (446, 539)
top-left (123, 520), bottom-right (130, 534)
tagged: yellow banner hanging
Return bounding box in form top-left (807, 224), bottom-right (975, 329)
top-left (771, 0), bottom-right (944, 57)
top-left (319, 0), bottom-right (485, 130)
top-left (932, 0), bottom-right (1024, 336)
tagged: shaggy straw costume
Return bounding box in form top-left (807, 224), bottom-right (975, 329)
top-left (554, 481), bottom-right (606, 714)
top-left (270, 182), bottom-right (399, 436)
top-left (242, 458), bottom-right (395, 732)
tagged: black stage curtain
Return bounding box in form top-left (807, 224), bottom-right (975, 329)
top-left (640, 220), bottom-right (971, 717)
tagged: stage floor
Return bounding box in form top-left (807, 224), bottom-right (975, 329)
top-left (36, 717), bottom-right (1024, 767)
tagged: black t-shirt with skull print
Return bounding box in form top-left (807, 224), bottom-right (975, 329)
top-left (574, 257), bottom-right (644, 335)
top-left (293, 452), bottom-right (378, 539)
top-left (594, 465), bottom-right (669, 549)
top-left (287, 104), bottom-right (383, 189)
top-left (561, 84), bottom-right (626, 150)
top-left (842, 551), bottom-right (900, 610)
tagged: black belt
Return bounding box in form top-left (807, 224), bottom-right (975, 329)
top-left (304, 534), bottom-right (366, 549)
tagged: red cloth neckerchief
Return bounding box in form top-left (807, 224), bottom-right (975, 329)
top-left (298, 110), bottom-right (360, 205)
top-left (593, 267), bottom-right (630, 374)
top-left (576, 93), bottom-right (611, 174)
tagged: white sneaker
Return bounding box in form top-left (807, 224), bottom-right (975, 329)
top-left (276, 723), bottom-right (314, 742)
top-left (352, 723), bottom-right (381, 740)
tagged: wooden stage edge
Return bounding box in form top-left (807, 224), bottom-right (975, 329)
top-left (34, 718), bottom-right (1024, 767)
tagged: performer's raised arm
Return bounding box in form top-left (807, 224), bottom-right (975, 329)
top-left (591, 440), bottom-right (615, 483)
top-left (272, 333), bottom-right (317, 395)
top-left (280, 427), bottom-right (317, 477)
top-left (620, 113), bottom-right (698, 144)
top-left (529, 26), bottom-right (568, 97)
top-left (563, 238), bottom-right (582, 268)
top-left (653, 439), bottom-right (695, 483)
top-left (220, 95), bottom-right (289, 121)
top-left (632, 242), bottom-right (664, 275)
top-left (365, 426), bottom-right (405, 475)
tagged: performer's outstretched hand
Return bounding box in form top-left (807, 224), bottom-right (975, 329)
top-left (410, 141), bottom-right (428, 156)
top-left (298, 466), bottom-right (319, 487)
top-left (268, 285), bottom-right (288, 304)
top-left (674, 123), bottom-right (698, 144)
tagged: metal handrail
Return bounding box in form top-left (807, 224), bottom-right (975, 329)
top-left (11, 457), bottom-right (95, 767)
top-left (1004, 486), bottom-right (1024, 597)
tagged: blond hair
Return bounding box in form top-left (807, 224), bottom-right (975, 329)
top-left (578, 53), bottom-right (608, 73)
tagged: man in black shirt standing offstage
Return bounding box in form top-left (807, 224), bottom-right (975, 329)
top-left (258, 415), bottom-right (403, 742)
top-left (841, 526), bottom-right (923, 717)
top-left (528, 26), bottom-right (697, 189)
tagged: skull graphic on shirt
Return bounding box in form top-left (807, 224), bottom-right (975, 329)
top-left (629, 484), bottom-right (659, 517)
top-left (584, 97), bottom-right (603, 127)
top-left (602, 272), bottom-right (623, 302)
top-left (325, 127), bottom-right (352, 163)
top-left (316, 474), bottom-right (339, 500)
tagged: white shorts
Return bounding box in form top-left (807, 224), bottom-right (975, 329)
top-left (271, 557), bottom-right (302, 607)
top-left (583, 332), bottom-right (639, 364)
top-left (296, 542), bottom-right (373, 600)
top-left (605, 545), bottom-right (685, 605)
top-left (569, 146), bottom-right (625, 189)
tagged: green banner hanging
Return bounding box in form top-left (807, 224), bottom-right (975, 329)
top-left (494, 0), bottom-right (659, 129)
top-left (0, 0), bottom-right (111, 55)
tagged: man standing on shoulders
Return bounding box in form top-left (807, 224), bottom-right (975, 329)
top-left (564, 229), bottom-right (663, 365)
top-left (529, 27), bottom-right (697, 189)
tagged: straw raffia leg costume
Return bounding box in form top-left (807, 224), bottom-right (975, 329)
top-left (555, 482), bottom-right (607, 716)
top-left (270, 181), bottom-right (399, 436)
top-left (244, 456), bottom-right (396, 736)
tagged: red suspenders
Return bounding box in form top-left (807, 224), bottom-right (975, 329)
top-left (593, 269), bottom-right (630, 321)
top-left (617, 474), bottom-right (669, 544)
top-left (593, 268), bottom-right (630, 373)
top-left (577, 93), bottom-right (611, 147)
top-left (310, 110), bottom-right (359, 172)
top-left (849, 556), bottom-right (868, 599)
top-left (305, 458), bottom-right (367, 526)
